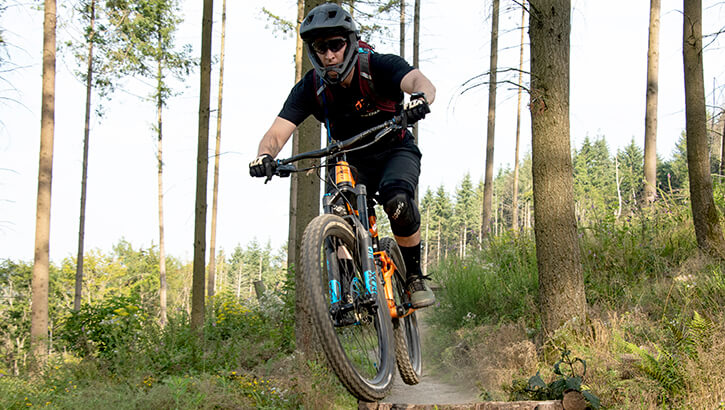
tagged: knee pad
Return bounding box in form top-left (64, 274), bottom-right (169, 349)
top-left (383, 191), bottom-right (420, 237)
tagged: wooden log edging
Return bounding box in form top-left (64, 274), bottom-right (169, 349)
top-left (359, 400), bottom-right (564, 410)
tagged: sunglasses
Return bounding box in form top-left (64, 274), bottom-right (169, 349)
top-left (312, 38), bottom-right (347, 54)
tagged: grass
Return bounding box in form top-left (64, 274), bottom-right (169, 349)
top-left (0, 276), bottom-right (355, 409)
top-left (5, 201), bottom-right (725, 408)
top-left (426, 203), bottom-right (725, 408)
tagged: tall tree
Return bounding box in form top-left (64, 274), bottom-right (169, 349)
top-left (643, 0), bottom-right (661, 204)
top-left (454, 173), bottom-right (476, 256)
top-left (682, 0), bottom-right (725, 257)
top-left (208, 0), bottom-right (227, 298)
top-left (617, 139), bottom-right (645, 215)
top-left (399, 0), bottom-right (405, 58)
top-left (412, 0), bottom-right (420, 142)
top-left (573, 137), bottom-right (615, 224)
top-left (529, 0), bottom-right (586, 334)
top-left (108, 0), bottom-right (195, 325)
top-left (720, 108), bottom-right (725, 176)
top-left (69, 0), bottom-right (119, 311)
top-left (191, 0), bottom-right (213, 332)
top-left (719, 109), bottom-right (725, 175)
top-left (73, 0), bottom-right (96, 312)
top-left (287, 0), bottom-right (305, 277)
top-left (512, 0), bottom-right (526, 232)
top-left (481, 0), bottom-right (499, 238)
top-left (294, 0), bottom-right (325, 356)
top-left (31, 0), bottom-right (56, 365)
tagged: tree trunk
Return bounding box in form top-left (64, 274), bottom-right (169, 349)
top-left (294, 0), bottom-right (325, 357)
top-left (236, 259), bottom-right (243, 299)
top-left (31, 0), bottom-right (56, 366)
top-left (412, 0), bottom-right (420, 142)
top-left (529, 0), bottom-right (586, 334)
top-left (399, 0), bottom-right (405, 58)
top-left (683, 0), bottom-right (725, 257)
top-left (191, 0), bottom-right (214, 332)
top-left (720, 109), bottom-right (725, 175)
top-left (288, 0), bottom-right (304, 274)
top-left (512, 0), bottom-right (526, 232)
top-left (481, 0), bottom-right (499, 239)
top-left (436, 221), bottom-right (440, 264)
top-left (615, 156), bottom-right (622, 219)
top-left (156, 48), bottom-right (168, 327)
top-left (643, 0), bottom-right (661, 204)
top-left (75, 0), bottom-right (96, 312)
top-left (208, 0), bottom-right (227, 298)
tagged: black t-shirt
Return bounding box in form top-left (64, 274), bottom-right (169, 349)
top-left (278, 53), bottom-right (415, 143)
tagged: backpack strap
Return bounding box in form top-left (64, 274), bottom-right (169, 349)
top-left (357, 50), bottom-right (398, 113)
top-left (313, 70), bottom-right (334, 143)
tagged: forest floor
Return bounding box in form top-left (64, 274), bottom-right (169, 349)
top-left (384, 312), bottom-right (480, 405)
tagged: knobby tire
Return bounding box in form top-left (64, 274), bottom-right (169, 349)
top-left (380, 237), bottom-right (422, 385)
top-left (300, 214), bottom-right (395, 401)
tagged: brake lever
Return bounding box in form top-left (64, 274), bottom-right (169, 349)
top-left (277, 164), bottom-right (296, 177)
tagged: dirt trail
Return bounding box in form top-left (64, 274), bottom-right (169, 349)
top-left (384, 312), bottom-right (480, 405)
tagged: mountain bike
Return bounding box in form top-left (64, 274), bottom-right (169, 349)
top-left (268, 115), bottom-right (423, 401)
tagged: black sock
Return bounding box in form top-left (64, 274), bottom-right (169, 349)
top-left (398, 243), bottom-right (422, 278)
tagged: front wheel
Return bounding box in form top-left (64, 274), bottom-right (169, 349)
top-left (380, 237), bottom-right (422, 385)
top-left (300, 214), bottom-right (395, 401)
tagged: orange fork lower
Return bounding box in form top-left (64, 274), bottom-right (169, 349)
top-left (375, 251), bottom-right (416, 319)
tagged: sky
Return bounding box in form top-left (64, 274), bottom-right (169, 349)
top-left (1, 0), bottom-right (724, 264)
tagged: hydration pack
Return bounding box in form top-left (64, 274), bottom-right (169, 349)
top-left (313, 40), bottom-right (399, 114)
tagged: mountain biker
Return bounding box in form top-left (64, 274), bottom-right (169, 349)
top-left (249, 2), bottom-right (436, 309)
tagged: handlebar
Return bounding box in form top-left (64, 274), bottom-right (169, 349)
top-left (270, 114), bottom-right (405, 180)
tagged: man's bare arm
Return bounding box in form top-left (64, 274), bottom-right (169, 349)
top-left (400, 69), bottom-right (436, 104)
top-left (257, 116), bottom-right (297, 158)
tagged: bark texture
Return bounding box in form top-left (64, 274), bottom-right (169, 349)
top-left (529, 0), bottom-right (586, 334)
top-left (512, 0), bottom-right (526, 232)
top-left (156, 54), bottom-right (168, 326)
top-left (482, 0), bottom-right (499, 238)
top-left (31, 0), bottom-right (57, 364)
top-left (294, 0), bottom-right (325, 356)
top-left (683, 0), bottom-right (725, 257)
top-left (75, 0), bottom-right (96, 312)
top-left (191, 0), bottom-right (213, 332)
top-left (208, 0), bottom-right (227, 298)
top-left (643, 0), bottom-right (661, 204)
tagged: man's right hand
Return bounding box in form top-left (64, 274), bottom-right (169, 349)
top-left (249, 154), bottom-right (276, 179)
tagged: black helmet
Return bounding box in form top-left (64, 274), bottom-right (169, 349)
top-left (300, 3), bottom-right (359, 85)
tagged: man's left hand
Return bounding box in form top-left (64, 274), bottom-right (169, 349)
top-left (403, 93), bottom-right (430, 125)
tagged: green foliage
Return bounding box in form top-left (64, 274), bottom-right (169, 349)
top-left (60, 295), bottom-right (147, 358)
top-left (0, 259), bottom-right (71, 375)
top-left (617, 311), bottom-right (714, 402)
top-left (105, 0), bottom-right (196, 102)
top-left (615, 138), bottom-right (644, 212)
top-left (573, 136), bottom-right (616, 225)
top-left (261, 7), bottom-right (295, 38)
top-left (507, 349), bottom-right (600, 409)
top-left (429, 231), bottom-right (538, 329)
top-left (580, 204), bottom-right (696, 309)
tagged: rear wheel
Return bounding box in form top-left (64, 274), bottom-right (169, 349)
top-left (300, 214), bottom-right (395, 401)
top-left (380, 237), bottom-right (422, 385)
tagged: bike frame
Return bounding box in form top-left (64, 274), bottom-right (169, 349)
top-left (324, 157), bottom-right (415, 321)
top-left (274, 115), bottom-right (415, 321)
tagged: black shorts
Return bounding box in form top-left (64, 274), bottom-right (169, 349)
top-left (347, 133), bottom-right (421, 201)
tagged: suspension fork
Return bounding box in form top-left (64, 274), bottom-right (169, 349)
top-left (352, 184), bottom-right (379, 297)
